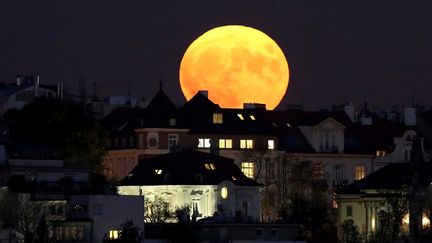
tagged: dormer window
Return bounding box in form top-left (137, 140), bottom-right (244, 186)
top-left (250, 115), bottom-right (256, 120)
top-left (376, 150), bottom-right (386, 157)
top-left (198, 138), bottom-right (211, 148)
top-left (240, 139), bottom-right (254, 149)
top-left (268, 140), bottom-right (275, 150)
top-left (219, 139), bottom-right (232, 149)
top-left (155, 169), bottom-right (163, 175)
top-left (204, 163), bottom-right (216, 170)
top-left (237, 114), bottom-right (244, 120)
top-left (213, 113), bottom-right (223, 124)
top-left (169, 118), bottom-right (176, 126)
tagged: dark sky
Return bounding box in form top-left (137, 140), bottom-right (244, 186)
top-left (1, 1), bottom-right (432, 111)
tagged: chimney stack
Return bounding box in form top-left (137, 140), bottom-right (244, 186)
top-left (16, 74), bottom-right (21, 86)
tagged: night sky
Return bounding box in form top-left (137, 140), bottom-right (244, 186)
top-left (1, 1), bottom-right (432, 110)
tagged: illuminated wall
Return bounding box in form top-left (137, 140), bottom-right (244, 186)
top-left (118, 180), bottom-right (261, 222)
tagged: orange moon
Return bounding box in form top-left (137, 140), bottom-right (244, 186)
top-left (179, 25), bottom-right (289, 110)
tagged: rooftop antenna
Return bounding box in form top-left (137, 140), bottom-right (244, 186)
top-left (128, 79), bottom-right (132, 107)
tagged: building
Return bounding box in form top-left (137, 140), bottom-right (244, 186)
top-left (336, 139), bottom-right (431, 240)
top-left (102, 88), bottom-right (425, 222)
top-left (118, 149), bottom-right (262, 222)
top-left (0, 74), bottom-right (62, 115)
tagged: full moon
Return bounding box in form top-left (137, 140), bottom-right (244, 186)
top-left (179, 25), bottom-right (289, 110)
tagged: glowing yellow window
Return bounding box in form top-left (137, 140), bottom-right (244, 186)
top-left (240, 139), bottom-right (254, 149)
top-left (155, 169), bottom-right (163, 175)
top-left (204, 163), bottom-right (216, 170)
top-left (250, 115), bottom-right (256, 120)
top-left (219, 139), bottom-right (232, 149)
top-left (376, 150), bottom-right (386, 157)
top-left (241, 162), bottom-right (254, 178)
top-left (198, 138), bottom-right (211, 148)
top-left (237, 114), bottom-right (244, 120)
top-left (268, 140), bottom-right (275, 150)
top-left (109, 230), bottom-right (120, 239)
top-left (354, 165), bottom-right (365, 180)
top-left (213, 113), bottom-right (223, 124)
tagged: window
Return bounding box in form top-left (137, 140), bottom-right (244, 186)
top-left (271, 229), bottom-right (278, 240)
top-left (198, 138), bottom-right (211, 148)
top-left (268, 140), bottom-right (275, 150)
top-left (250, 115), bottom-right (256, 120)
top-left (241, 162), bottom-right (254, 178)
top-left (346, 205), bottom-right (353, 217)
top-left (204, 163), bottom-right (216, 170)
top-left (55, 226), bottom-right (63, 240)
top-left (219, 139), bottom-right (232, 149)
top-left (334, 165), bottom-right (344, 181)
top-left (213, 113), bottom-right (223, 124)
top-left (376, 150), bottom-right (386, 157)
top-left (237, 114), bottom-right (244, 120)
top-left (169, 118), bottom-right (176, 126)
top-left (168, 134), bottom-right (179, 148)
top-left (221, 186), bottom-right (228, 199)
top-left (109, 230), bottom-right (120, 239)
top-left (256, 229), bottom-right (263, 240)
top-left (155, 169), bottom-right (163, 175)
top-left (64, 226), bottom-right (84, 240)
top-left (354, 165), bottom-right (365, 180)
top-left (240, 139), bottom-right (254, 149)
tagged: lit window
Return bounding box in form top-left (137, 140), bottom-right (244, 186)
top-left (240, 139), bottom-right (254, 149)
top-left (354, 165), bottom-right (365, 180)
top-left (109, 230), bottom-right (120, 239)
top-left (213, 113), bottom-right (223, 124)
top-left (204, 163), bottom-right (216, 170)
top-left (286, 122), bottom-right (292, 127)
top-left (155, 169), bottom-right (163, 175)
top-left (221, 186), bottom-right (228, 199)
top-left (241, 162), bottom-right (254, 178)
top-left (250, 115), bottom-right (256, 120)
top-left (237, 114), bottom-right (244, 120)
top-left (268, 140), bottom-right (275, 150)
top-left (231, 176), bottom-right (237, 181)
top-left (219, 139), bottom-right (232, 149)
top-left (168, 134), bottom-right (179, 148)
top-left (169, 118), bottom-right (176, 126)
top-left (376, 150), bottom-right (386, 157)
top-left (198, 138), bottom-right (211, 148)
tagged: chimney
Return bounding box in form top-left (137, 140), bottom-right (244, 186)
top-left (344, 103), bottom-right (354, 122)
top-left (198, 90), bottom-right (208, 98)
top-left (404, 107), bottom-right (416, 126)
top-left (35, 73), bottom-right (40, 97)
top-left (16, 75), bottom-right (21, 86)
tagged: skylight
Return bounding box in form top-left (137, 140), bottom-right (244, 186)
top-left (237, 114), bottom-right (244, 120)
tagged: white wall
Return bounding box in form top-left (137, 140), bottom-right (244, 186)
top-left (69, 194), bottom-right (144, 243)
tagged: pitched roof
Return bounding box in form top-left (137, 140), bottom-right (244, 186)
top-left (120, 149), bottom-right (261, 187)
top-left (340, 139), bottom-right (431, 194)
